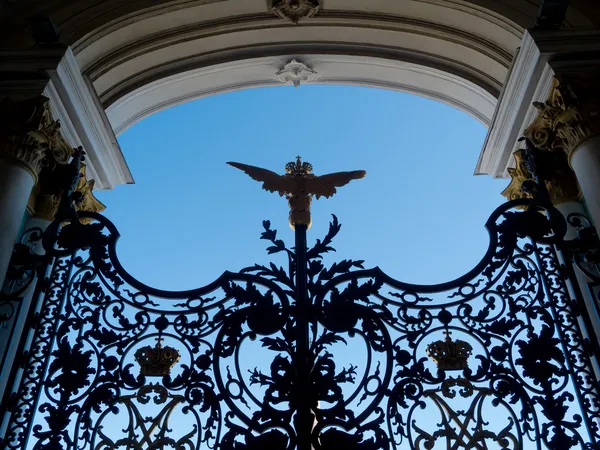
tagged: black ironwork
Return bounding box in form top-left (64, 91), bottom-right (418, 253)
top-left (1, 193), bottom-right (600, 450)
top-left (0, 233), bottom-right (43, 326)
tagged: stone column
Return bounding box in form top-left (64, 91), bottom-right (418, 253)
top-left (570, 136), bottom-right (600, 227)
top-left (502, 145), bottom-right (582, 240)
top-left (0, 159), bottom-right (105, 403)
top-left (0, 96), bottom-right (67, 288)
top-left (524, 77), bottom-right (600, 232)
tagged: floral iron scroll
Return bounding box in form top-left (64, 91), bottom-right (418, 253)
top-left (1, 199), bottom-right (600, 450)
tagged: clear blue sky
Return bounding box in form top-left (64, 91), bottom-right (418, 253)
top-left (96, 85), bottom-right (508, 291)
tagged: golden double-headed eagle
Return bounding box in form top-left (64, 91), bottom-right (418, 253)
top-left (227, 157), bottom-right (366, 229)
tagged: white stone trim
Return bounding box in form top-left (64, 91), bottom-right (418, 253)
top-left (107, 54), bottom-right (496, 136)
top-left (476, 31), bottom-right (554, 178)
top-left (44, 48), bottom-right (133, 189)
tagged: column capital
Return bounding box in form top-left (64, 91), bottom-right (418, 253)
top-left (502, 147), bottom-right (580, 206)
top-left (524, 77), bottom-right (600, 159)
top-left (31, 164), bottom-right (106, 222)
top-left (0, 96), bottom-right (71, 182)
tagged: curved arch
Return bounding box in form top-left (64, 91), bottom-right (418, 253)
top-left (66, 0), bottom-right (529, 136)
top-left (107, 54), bottom-right (497, 135)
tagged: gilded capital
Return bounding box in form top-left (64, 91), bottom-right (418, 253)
top-left (0, 96), bottom-right (71, 181)
top-left (502, 148), bottom-right (580, 206)
top-left (524, 78), bottom-right (600, 158)
top-left (31, 164), bottom-right (106, 222)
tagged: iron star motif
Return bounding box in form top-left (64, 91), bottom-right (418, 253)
top-left (227, 157), bottom-right (366, 229)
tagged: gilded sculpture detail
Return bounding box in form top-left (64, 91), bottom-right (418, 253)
top-left (502, 147), bottom-right (579, 206)
top-left (525, 77), bottom-right (600, 157)
top-left (135, 337), bottom-right (181, 377)
top-left (0, 96), bottom-right (70, 180)
top-left (32, 163), bottom-right (106, 222)
top-left (227, 156), bottom-right (366, 229)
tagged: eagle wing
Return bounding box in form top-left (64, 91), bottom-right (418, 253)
top-left (227, 161), bottom-right (290, 196)
top-left (307, 170), bottom-right (367, 199)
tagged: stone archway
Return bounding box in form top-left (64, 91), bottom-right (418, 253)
top-left (74, 0), bottom-right (525, 136)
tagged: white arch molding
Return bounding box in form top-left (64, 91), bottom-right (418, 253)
top-left (48, 0), bottom-right (540, 188)
top-left (107, 54), bottom-right (497, 136)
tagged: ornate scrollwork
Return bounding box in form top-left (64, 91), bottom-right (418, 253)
top-left (269, 0), bottom-right (322, 24)
top-left (31, 162), bottom-right (106, 222)
top-left (0, 96), bottom-right (71, 181)
top-left (426, 332), bottom-right (473, 370)
top-left (524, 77), bottom-right (600, 158)
top-left (503, 147), bottom-right (580, 206)
top-left (1, 198), bottom-right (599, 450)
top-left (276, 60), bottom-right (318, 87)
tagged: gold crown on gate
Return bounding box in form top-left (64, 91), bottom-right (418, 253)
top-left (426, 331), bottom-right (473, 371)
top-left (285, 156), bottom-right (313, 176)
top-left (134, 337), bottom-right (181, 376)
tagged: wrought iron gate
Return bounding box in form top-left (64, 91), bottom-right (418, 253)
top-left (1, 197), bottom-right (600, 449)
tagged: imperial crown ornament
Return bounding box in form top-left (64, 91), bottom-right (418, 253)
top-left (426, 332), bottom-right (473, 371)
top-left (135, 338), bottom-right (181, 376)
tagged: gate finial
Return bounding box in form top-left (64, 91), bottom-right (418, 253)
top-left (227, 157), bottom-right (366, 229)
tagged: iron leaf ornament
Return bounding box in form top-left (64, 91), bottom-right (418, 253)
top-left (227, 156), bottom-right (366, 229)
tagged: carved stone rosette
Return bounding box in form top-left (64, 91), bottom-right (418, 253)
top-left (0, 96), bottom-right (71, 181)
top-left (269, 0), bottom-right (322, 24)
top-left (502, 148), bottom-right (580, 206)
top-left (524, 77), bottom-right (600, 159)
top-left (275, 60), bottom-right (318, 87)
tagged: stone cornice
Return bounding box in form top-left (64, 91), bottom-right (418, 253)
top-left (69, 0), bottom-right (524, 52)
top-left (82, 13), bottom-right (513, 85)
top-left (44, 48), bottom-right (133, 189)
top-left (0, 46), bottom-right (66, 99)
top-left (528, 28), bottom-right (600, 55)
top-left (476, 30), bottom-right (554, 177)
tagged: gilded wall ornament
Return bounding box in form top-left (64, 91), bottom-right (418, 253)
top-left (31, 164), bottom-right (106, 222)
top-left (502, 149), bottom-right (535, 203)
top-left (227, 156), bottom-right (365, 229)
top-left (275, 60), bottom-right (318, 87)
top-left (524, 77), bottom-right (600, 158)
top-left (74, 164), bottom-right (107, 218)
top-left (502, 147), bottom-right (580, 206)
top-left (269, 0), bottom-right (322, 24)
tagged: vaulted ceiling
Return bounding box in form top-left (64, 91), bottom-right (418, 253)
top-left (1, 0), bottom-right (599, 49)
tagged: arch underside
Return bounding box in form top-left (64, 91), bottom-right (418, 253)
top-left (69, 0), bottom-right (530, 136)
top-left (107, 54), bottom-right (497, 136)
